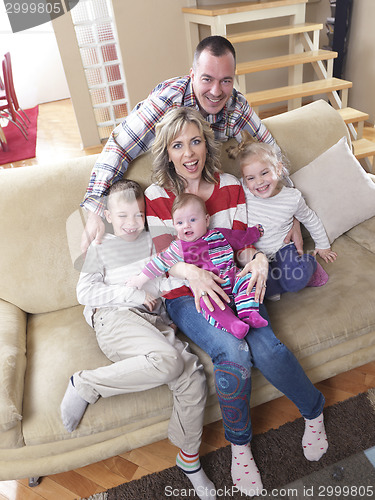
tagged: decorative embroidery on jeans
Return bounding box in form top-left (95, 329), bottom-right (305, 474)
top-left (214, 361), bottom-right (251, 439)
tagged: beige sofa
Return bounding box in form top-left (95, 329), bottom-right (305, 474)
top-left (1, 100), bottom-right (375, 482)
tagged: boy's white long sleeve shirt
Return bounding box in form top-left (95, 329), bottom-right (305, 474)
top-left (77, 231), bottom-right (181, 326)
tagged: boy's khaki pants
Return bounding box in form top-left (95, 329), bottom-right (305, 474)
top-left (74, 307), bottom-right (207, 453)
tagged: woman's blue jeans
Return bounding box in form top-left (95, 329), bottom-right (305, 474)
top-left (166, 296), bottom-right (325, 445)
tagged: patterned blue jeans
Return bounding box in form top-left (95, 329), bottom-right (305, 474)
top-left (166, 296), bottom-right (325, 445)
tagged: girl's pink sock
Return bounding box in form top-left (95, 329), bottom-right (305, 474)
top-left (231, 443), bottom-right (263, 496)
top-left (302, 412), bottom-right (328, 461)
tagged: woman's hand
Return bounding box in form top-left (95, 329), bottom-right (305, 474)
top-left (169, 262), bottom-right (229, 313)
top-left (190, 268), bottom-right (230, 313)
top-left (284, 218), bottom-right (303, 255)
top-left (237, 250), bottom-right (269, 303)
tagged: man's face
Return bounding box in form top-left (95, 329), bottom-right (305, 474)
top-left (190, 50), bottom-right (235, 117)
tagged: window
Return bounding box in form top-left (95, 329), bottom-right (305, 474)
top-left (69, 0), bottom-right (129, 141)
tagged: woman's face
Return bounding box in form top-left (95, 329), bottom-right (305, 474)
top-left (167, 123), bottom-right (207, 183)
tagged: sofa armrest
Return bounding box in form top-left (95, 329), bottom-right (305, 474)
top-left (0, 299), bottom-right (27, 431)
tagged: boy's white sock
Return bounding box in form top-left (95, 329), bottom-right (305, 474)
top-left (302, 412), bottom-right (328, 461)
top-left (231, 443), bottom-right (263, 496)
top-left (176, 450), bottom-right (216, 499)
top-left (60, 376), bottom-right (88, 432)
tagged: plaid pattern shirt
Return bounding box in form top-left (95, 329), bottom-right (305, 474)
top-left (82, 75), bottom-right (277, 215)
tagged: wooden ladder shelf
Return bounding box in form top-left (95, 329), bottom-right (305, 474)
top-left (182, 0), bottom-right (375, 167)
top-left (236, 50), bottom-right (337, 76)
top-left (227, 22), bottom-right (323, 43)
top-left (246, 78), bottom-right (352, 110)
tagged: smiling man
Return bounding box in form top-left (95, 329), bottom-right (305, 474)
top-left (81, 36), bottom-right (278, 253)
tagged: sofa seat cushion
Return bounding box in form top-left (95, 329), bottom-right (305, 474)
top-left (23, 305), bottom-right (186, 446)
top-left (345, 216), bottom-right (375, 254)
top-left (265, 232), bottom-right (375, 360)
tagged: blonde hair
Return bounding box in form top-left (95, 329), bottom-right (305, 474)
top-left (151, 107), bottom-right (222, 195)
top-left (227, 130), bottom-right (289, 182)
top-left (171, 193), bottom-right (208, 220)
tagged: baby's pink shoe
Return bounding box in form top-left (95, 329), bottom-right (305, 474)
top-left (307, 262), bottom-right (329, 287)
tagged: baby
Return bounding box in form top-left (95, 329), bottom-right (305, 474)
top-left (127, 192), bottom-right (268, 339)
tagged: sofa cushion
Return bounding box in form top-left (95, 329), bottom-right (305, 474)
top-left (345, 216), bottom-right (375, 254)
top-left (263, 100), bottom-right (350, 174)
top-left (291, 137), bottom-right (375, 243)
top-left (265, 232), bottom-right (375, 359)
top-left (0, 300), bottom-right (26, 433)
top-left (22, 305), bottom-right (216, 446)
top-left (0, 156), bottom-right (97, 314)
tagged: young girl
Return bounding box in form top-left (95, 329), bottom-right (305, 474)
top-left (127, 193), bottom-right (268, 339)
top-left (228, 132), bottom-right (337, 300)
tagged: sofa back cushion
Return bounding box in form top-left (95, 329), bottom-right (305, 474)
top-left (0, 156), bottom-right (96, 314)
top-left (263, 99), bottom-right (351, 174)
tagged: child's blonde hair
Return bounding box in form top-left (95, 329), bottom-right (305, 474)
top-left (227, 131), bottom-right (290, 183)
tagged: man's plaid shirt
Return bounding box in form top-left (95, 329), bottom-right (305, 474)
top-left (82, 75), bottom-right (277, 215)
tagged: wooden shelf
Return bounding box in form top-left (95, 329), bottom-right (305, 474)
top-left (182, 0), bottom-right (307, 17)
top-left (337, 107), bottom-right (369, 125)
top-left (245, 78), bottom-right (352, 107)
top-left (227, 22), bottom-right (323, 43)
top-left (236, 50), bottom-right (337, 75)
top-left (182, 0), bottom-right (373, 168)
top-left (353, 138), bottom-right (375, 159)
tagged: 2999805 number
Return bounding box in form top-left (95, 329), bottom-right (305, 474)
top-left (5, 2), bottom-right (63, 15)
top-left (318, 485), bottom-right (374, 497)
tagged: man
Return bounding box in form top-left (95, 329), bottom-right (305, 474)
top-left (81, 35), bottom-right (278, 253)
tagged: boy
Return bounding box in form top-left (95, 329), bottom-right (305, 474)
top-left (60, 179), bottom-right (216, 500)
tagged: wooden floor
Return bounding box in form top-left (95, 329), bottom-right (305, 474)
top-left (0, 99), bottom-right (374, 500)
top-left (0, 99), bottom-right (103, 170)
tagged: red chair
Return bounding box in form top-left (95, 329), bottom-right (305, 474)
top-left (0, 57), bottom-right (28, 139)
top-left (0, 125), bottom-right (8, 151)
top-left (4, 52), bottom-right (30, 125)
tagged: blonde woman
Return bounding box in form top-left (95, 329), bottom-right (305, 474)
top-left (144, 108), bottom-right (328, 497)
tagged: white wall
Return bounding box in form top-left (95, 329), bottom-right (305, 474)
top-left (111, 0), bottom-right (190, 109)
top-left (0, 5), bottom-right (70, 109)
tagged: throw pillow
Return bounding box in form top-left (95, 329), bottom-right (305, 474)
top-left (291, 136), bottom-right (375, 243)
